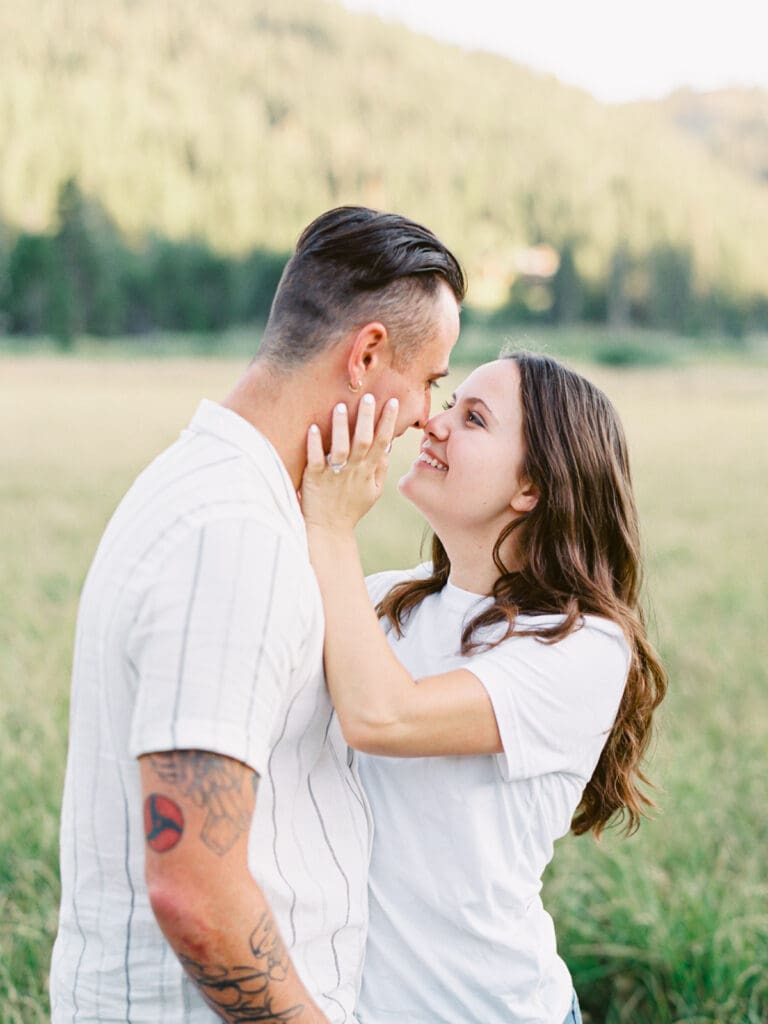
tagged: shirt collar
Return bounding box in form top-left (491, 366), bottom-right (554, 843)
top-left (188, 399), bottom-right (302, 528)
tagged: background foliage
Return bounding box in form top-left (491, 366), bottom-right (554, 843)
top-left (1, 0), bottom-right (768, 342)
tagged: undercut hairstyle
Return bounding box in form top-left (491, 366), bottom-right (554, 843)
top-left (378, 350), bottom-right (668, 839)
top-left (258, 206), bottom-right (466, 370)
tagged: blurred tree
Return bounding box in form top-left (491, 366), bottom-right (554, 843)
top-left (696, 284), bottom-right (747, 339)
top-left (147, 238), bottom-right (235, 332)
top-left (646, 242), bottom-right (694, 332)
top-left (607, 243), bottom-right (632, 329)
top-left (50, 178), bottom-right (125, 346)
top-left (235, 248), bottom-right (288, 323)
top-left (552, 241), bottom-right (583, 324)
top-left (6, 232), bottom-right (54, 336)
top-left (0, 221), bottom-right (10, 333)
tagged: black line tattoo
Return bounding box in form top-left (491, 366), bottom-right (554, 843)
top-left (149, 751), bottom-right (258, 855)
top-left (179, 913), bottom-right (304, 1022)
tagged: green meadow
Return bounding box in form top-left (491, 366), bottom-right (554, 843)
top-left (1, 351), bottom-right (766, 1023)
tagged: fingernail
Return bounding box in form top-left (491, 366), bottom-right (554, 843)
top-left (335, 403), bottom-right (347, 414)
top-left (362, 393), bottom-right (374, 405)
top-left (388, 398), bottom-right (399, 410)
top-left (309, 423), bottom-right (320, 433)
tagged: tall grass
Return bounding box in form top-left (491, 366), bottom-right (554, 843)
top-left (1, 354), bottom-right (766, 1023)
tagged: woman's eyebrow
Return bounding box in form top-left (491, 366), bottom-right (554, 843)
top-left (459, 395), bottom-right (497, 423)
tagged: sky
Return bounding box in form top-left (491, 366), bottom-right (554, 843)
top-left (339, 0), bottom-right (768, 103)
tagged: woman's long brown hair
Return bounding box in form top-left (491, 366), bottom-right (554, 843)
top-left (377, 350), bottom-right (667, 837)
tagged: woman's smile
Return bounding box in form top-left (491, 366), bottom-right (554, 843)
top-left (415, 446), bottom-right (448, 471)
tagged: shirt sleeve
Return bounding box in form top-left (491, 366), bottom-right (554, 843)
top-left (466, 620), bottom-right (631, 783)
top-left (127, 517), bottom-right (303, 777)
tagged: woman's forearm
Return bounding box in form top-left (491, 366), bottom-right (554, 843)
top-left (307, 525), bottom-right (418, 750)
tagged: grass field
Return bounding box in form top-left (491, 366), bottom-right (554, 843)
top-left (1, 352), bottom-right (767, 1023)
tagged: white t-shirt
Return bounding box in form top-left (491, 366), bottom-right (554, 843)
top-left (50, 400), bottom-right (372, 1024)
top-left (358, 567), bottom-right (630, 1024)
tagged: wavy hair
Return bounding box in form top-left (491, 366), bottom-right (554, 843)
top-left (377, 350), bottom-right (667, 837)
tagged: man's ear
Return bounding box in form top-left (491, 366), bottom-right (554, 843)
top-left (346, 321), bottom-right (389, 385)
top-left (510, 481), bottom-right (539, 515)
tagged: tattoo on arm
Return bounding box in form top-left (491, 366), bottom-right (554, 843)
top-left (144, 794), bottom-right (184, 852)
top-left (148, 751), bottom-right (258, 855)
top-left (179, 913), bottom-right (304, 1022)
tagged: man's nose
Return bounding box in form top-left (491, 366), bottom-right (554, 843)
top-left (413, 391), bottom-right (432, 431)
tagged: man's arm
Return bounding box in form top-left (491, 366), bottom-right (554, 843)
top-left (140, 750), bottom-right (326, 1024)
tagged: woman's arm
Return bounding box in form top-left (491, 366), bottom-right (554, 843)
top-left (302, 397), bottom-right (501, 758)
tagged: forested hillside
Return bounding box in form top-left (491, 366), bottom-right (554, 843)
top-left (1, 0), bottom-right (767, 339)
top-left (644, 87), bottom-right (768, 186)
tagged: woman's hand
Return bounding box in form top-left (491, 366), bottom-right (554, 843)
top-left (301, 394), bottom-right (399, 533)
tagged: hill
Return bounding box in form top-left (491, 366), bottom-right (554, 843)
top-left (1, 0), bottom-right (767, 312)
top-left (642, 87), bottom-right (768, 187)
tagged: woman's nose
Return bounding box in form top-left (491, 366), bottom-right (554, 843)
top-left (424, 410), bottom-right (449, 440)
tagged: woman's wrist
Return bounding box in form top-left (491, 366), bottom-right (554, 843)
top-left (305, 521), bottom-right (358, 554)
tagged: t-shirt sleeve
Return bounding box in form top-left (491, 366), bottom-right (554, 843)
top-left (127, 517), bottom-right (303, 777)
top-left (467, 621), bottom-right (631, 782)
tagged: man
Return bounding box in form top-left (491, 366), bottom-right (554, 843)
top-left (50, 206), bottom-right (465, 1022)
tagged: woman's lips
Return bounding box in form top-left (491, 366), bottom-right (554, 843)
top-left (415, 451), bottom-right (448, 471)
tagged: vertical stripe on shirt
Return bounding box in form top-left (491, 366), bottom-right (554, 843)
top-left (214, 519), bottom-right (248, 722)
top-left (170, 528), bottom-right (207, 748)
top-left (267, 687), bottom-right (304, 948)
top-left (307, 715), bottom-right (352, 1022)
top-left (123, 790), bottom-right (136, 1022)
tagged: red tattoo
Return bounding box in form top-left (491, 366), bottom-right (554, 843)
top-left (144, 794), bottom-right (184, 852)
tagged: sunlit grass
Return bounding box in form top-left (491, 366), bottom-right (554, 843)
top-left (1, 353), bottom-right (767, 1023)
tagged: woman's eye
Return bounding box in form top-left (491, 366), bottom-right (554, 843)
top-left (467, 411), bottom-right (485, 427)
top-left (441, 400), bottom-right (454, 411)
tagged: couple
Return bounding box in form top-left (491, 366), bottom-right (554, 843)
top-left (50, 207), bottom-right (666, 1023)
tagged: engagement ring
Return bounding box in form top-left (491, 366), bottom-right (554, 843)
top-left (326, 455), bottom-right (348, 474)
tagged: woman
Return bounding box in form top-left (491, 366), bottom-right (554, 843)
top-left (301, 350), bottom-right (666, 1024)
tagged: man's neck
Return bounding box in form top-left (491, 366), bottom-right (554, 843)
top-left (222, 361), bottom-right (320, 491)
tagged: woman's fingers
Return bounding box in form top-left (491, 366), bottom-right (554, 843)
top-left (350, 394), bottom-right (375, 458)
top-left (328, 402), bottom-right (351, 470)
top-left (307, 395), bottom-right (399, 476)
top-left (306, 423), bottom-right (325, 472)
top-left (372, 398), bottom-right (398, 459)
top-left (351, 394), bottom-right (398, 463)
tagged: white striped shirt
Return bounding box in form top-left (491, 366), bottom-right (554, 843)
top-left (50, 400), bottom-right (372, 1023)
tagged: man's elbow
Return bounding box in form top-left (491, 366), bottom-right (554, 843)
top-left (146, 874), bottom-right (218, 962)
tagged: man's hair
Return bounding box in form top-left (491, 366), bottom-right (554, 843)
top-left (258, 207), bottom-right (466, 369)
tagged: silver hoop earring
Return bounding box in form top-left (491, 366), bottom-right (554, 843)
top-left (347, 379), bottom-right (363, 393)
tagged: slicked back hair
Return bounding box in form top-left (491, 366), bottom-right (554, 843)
top-left (258, 207), bottom-right (466, 370)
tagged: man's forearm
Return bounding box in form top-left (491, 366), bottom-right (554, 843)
top-left (141, 751), bottom-right (326, 1024)
top-left (151, 880), bottom-right (321, 1023)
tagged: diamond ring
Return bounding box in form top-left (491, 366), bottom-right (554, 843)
top-left (326, 455), bottom-right (348, 474)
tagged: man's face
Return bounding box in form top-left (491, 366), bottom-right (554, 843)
top-left (367, 281), bottom-right (461, 437)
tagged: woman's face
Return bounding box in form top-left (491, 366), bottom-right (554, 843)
top-left (398, 359), bottom-right (538, 541)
